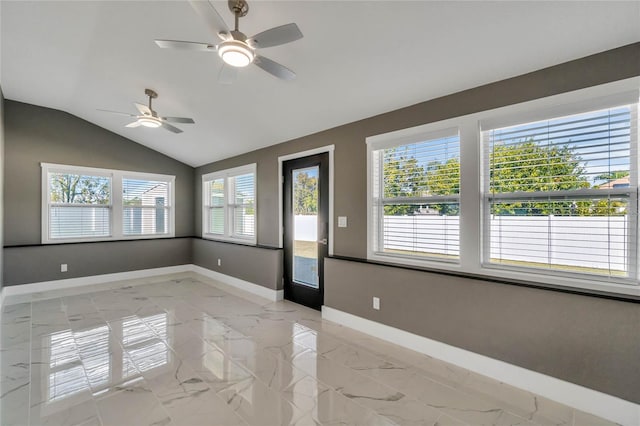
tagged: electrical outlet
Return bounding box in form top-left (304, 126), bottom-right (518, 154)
top-left (217, 258), bottom-right (221, 266)
top-left (61, 264), bottom-right (68, 273)
top-left (373, 296), bottom-right (380, 310)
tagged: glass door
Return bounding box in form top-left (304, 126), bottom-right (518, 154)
top-left (283, 153), bottom-right (329, 310)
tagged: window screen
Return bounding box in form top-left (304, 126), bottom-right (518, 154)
top-left (48, 172), bottom-right (111, 239)
top-left (372, 130), bottom-right (460, 261)
top-left (123, 178), bottom-right (170, 236)
top-left (202, 164), bottom-right (256, 243)
top-left (484, 104), bottom-right (638, 279)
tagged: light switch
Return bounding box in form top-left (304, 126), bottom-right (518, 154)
top-left (338, 216), bottom-right (348, 228)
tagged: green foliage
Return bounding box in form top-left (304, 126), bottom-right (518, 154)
top-left (595, 170), bottom-right (629, 181)
top-left (489, 140), bottom-right (590, 215)
top-left (382, 140), bottom-right (626, 217)
top-left (50, 173), bottom-right (110, 204)
top-left (383, 147), bottom-right (427, 215)
top-left (124, 197), bottom-right (141, 206)
top-left (293, 171), bottom-right (318, 215)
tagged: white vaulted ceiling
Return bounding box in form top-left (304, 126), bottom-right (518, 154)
top-left (1, 1), bottom-right (639, 167)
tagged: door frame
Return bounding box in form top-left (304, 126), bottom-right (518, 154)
top-left (278, 145), bottom-right (335, 258)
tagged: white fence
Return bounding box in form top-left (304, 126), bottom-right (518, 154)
top-left (295, 214), bottom-right (629, 271)
top-left (382, 215), bottom-right (629, 271)
top-left (294, 215), bottom-right (318, 241)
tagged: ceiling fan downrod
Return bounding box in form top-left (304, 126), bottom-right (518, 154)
top-left (229, 0), bottom-right (249, 31)
top-left (144, 88), bottom-right (157, 115)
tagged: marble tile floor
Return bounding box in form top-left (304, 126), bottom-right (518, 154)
top-left (0, 274), bottom-right (616, 426)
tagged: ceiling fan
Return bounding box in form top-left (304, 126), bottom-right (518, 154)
top-left (155, 0), bottom-right (303, 83)
top-left (98, 89), bottom-right (195, 133)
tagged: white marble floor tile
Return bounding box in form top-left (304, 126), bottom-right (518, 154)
top-left (217, 376), bottom-right (308, 425)
top-left (0, 275), bottom-right (619, 426)
top-left (95, 380), bottom-right (171, 426)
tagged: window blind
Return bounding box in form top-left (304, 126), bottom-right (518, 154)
top-left (484, 104), bottom-right (638, 279)
top-left (204, 178), bottom-right (225, 235)
top-left (48, 172), bottom-right (111, 239)
top-left (231, 173), bottom-right (255, 238)
top-left (373, 131), bottom-right (461, 261)
top-left (123, 178), bottom-right (170, 236)
top-left (202, 164), bottom-right (256, 243)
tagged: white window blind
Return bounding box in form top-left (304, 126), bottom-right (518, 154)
top-left (371, 129), bottom-right (460, 262)
top-left (483, 104), bottom-right (638, 280)
top-left (123, 178), bottom-right (170, 236)
top-left (204, 178), bottom-right (225, 235)
top-left (202, 164), bottom-right (256, 244)
top-left (42, 164), bottom-right (175, 243)
top-left (231, 173), bottom-right (256, 238)
top-left (47, 171), bottom-right (112, 240)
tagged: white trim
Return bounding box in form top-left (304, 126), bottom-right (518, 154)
top-left (321, 306), bottom-right (639, 426)
top-left (0, 265), bottom-right (283, 307)
top-left (365, 77), bottom-right (640, 296)
top-left (191, 265), bottom-right (283, 301)
top-left (278, 145), bottom-right (335, 256)
top-left (201, 163), bottom-right (257, 245)
top-left (1, 265), bottom-right (192, 298)
top-left (41, 163), bottom-right (176, 244)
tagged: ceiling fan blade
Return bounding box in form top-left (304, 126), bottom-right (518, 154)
top-left (155, 39), bottom-right (215, 51)
top-left (247, 23), bottom-right (303, 49)
top-left (162, 117), bottom-right (195, 124)
top-left (188, 0), bottom-right (230, 39)
top-left (162, 122), bottom-right (183, 134)
top-left (97, 109), bottom-right (137, 117)
top-left (125, 121), bottom-right (141, 128)
top-left (254, 55), bottom-right (296, 81)
top-left (134, 103), bottom-right (152, 116)
top-left (218, 64), bottom-right (238, 85)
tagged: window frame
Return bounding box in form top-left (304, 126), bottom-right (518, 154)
top-left (480, 101), bottom-right (639, 285)
top-left (367, 126), bottom-right (462, 267)
top-left (201, 163), bottom-right (257, 245)
top-left (41, 163), bottom-right (175, 244)
top-left (366, 77), bottom-right (640, 297)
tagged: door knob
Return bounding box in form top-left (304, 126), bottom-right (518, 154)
top-left (318, 238), bottom-right (327, 245)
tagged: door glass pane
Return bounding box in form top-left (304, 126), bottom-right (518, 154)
top-left (292, 166), bottom-right (319, 288)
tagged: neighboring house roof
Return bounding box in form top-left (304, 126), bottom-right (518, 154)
top-left (598, 177), bottom-right (630, 189)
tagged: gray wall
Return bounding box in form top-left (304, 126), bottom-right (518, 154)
top-left (325, 258), bottom-right (640, 404)
top-left (0, 88), bottom-right (4, 290)
top-left (195, 43), bottom-right (640, 257)
top-left (194, 43), bottom-right (640, 403)
top-left (4, 100), bottom-right (195, 245)
top-left (192, 239), bottom-right (282, 290)
top-left (5, 238), bottom-right (192, 286)
top-left (3, 101), bottom-right (195, 285)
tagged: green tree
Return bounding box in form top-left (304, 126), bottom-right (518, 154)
top-left (595, 170), bottom-right (629, 181)
top-left (383, 147), bottom-right (427, 215)
top-left (293, 171), bottom-right (318, 214)
top-left (424, 158), bottom-right (460, 215)
top-left (383, 139), bottom-right (624, 217)
top-left (489, 140), bottom-right (590, 215)
top-left (50, 173), bottom-right (110, 204)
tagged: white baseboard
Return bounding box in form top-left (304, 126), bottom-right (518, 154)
top-left (191, 265), bottom-right (283, 302)
top-left (322, 306), bottom-right (639, 426)
top-left (1, 265), bottom-right (283, 306)
top-left (2, 265), bottom-right (193, 299)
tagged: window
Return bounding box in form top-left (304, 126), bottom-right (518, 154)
top-left (369, 128), bottom-right (461, 265)
top-left (367, 78), bottom-right (640, 295)
top-left (123, 178), bottom-right (170, 236)
top-left (482, 104), bottom-right (638, 281)
top-left (202, 164), bottom-right (256, 244)
top-left (42, 164), bottom-right (175, 243)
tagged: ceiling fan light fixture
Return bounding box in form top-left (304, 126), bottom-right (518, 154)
top-left (218, 40), bottom-right (255, 67)
top-left (137, 116), bottom-right (162, 128)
